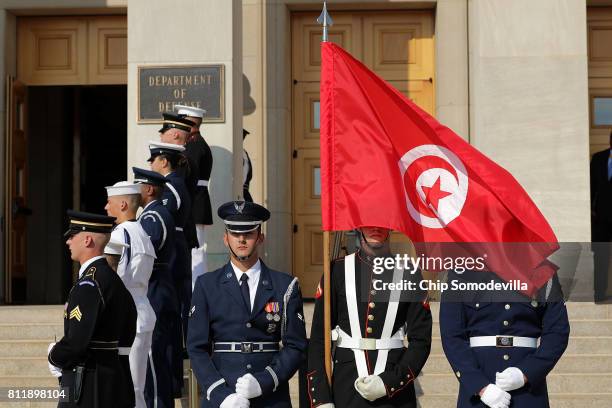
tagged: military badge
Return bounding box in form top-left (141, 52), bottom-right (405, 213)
top-left (266, 313), bottom-right (273, 321)
top-left (267, 323), bottom-right (277, 333)
top-left (273, 314), bottom-right (281, 322)
top-left (265, 302), bottom-right (280, 313)
top-left (234, 201), bottom-right (246, 214)
top-left (69, 306), bottom-right (83, 321)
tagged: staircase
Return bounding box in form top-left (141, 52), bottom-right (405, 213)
top-left (1, 303), bottom-right (611, 407)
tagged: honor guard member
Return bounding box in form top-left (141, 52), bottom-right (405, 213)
top-left (187, 201), bottom-right (308, 408)
top-left (308, 226), bottom-right (433, 408)
top-left (133, 167), bottom-right (180, 408)
top-left (103, 237), bottom-right (136, 408)
top-left (174, 105), bottom-right (214, 286)
top-left (148, 140), bottom-right (193, 397)
top-left (242, 129), bottom-right (253, 203)
top-left (105, 181), bottom-right (157, 408)
top-left (48, 211), bottom-right (137, 408)
top-left (439, 269), bottom-right (570, 408)
top-left (159, 111), bottom-right (200, 251)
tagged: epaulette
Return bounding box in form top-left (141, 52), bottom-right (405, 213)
top-left (79, 266), bottom-right (105, 307)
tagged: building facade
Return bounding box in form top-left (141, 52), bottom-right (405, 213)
top-left (0, 0), bottom-right (604, 303)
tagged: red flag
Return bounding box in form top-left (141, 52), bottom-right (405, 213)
top-left (319, 42), bottom-right (558, 295)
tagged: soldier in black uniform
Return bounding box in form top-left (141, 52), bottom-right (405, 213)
top-left (175, 105), bottom-right (214, 285)
top-left (48, 210), bottom-right (137, 408)
top-left (308, 226), bottom-right (432, 408)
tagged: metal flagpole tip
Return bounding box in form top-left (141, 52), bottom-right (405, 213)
top-left (317, 0), bottom-right (334, 42)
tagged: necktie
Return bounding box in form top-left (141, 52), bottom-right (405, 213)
top-left (240, 273), bottom-right (251, 313)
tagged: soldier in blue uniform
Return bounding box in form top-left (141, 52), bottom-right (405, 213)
top-left (440, 269), bottom-right (570, 408)
top-left (187, 201), bottom-right (308, 408)
top-left (148, 139), bottom-right (192, 398)
top-left (133, 167), bottom-right (179, 408)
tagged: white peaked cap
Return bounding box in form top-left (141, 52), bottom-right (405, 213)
top-left (105, 181), bottom-right (141, 197)
top-left (104, 236), bottom-right (129, 255)
top-left (175, 104), bottom-right (206, 118)
top-left (148, 141), bottom-right (186, 152)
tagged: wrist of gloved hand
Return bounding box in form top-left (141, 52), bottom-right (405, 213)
top-left (220, 393), bottom-right (250, 408)
top-left (235, 373), bottom-right (262, 399)
top-left (354, 375), bottom-right (386, 401)
top-left (480, 384), bottom-right (511, 408)
top-left (495, 367), bottom-right (526, 391)
top-left (47, 343), bottom-right (61, 378)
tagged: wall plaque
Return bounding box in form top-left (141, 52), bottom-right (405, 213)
top-left (138, 64), bottom-right (224, 123)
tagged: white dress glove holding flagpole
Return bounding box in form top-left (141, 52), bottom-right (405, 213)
top-left (354, 375), bottom-right (386, 401)
top-left (220, 393), bottom-right (250, 408)
top-left (496, 367), bottom-right (526, 391)
top-left (236, 373), bottom-right (263, 399)
top-left (317, 404), bottom-right (335, 408)
top-left (480, 384), bottom-right (511, 408)
top-left (47, 343), bottom-right (61, 378)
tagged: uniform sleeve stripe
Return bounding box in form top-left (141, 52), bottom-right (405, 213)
top-left (265, 366), bottom-right (279, 392)
top-left (142, 210), bottom-right (167, 250)
top-left (165, 182), bottom-right (182, 209)
top-left (206, 378), bottom-right (225, 400)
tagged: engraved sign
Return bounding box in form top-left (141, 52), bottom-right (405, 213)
top-left (138, 65), bottom-right (224, 123)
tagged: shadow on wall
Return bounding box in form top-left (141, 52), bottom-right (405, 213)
top-left (244, 73), bottom-right (256, 116)
top-left (207, 145), bottom-right (234, 271)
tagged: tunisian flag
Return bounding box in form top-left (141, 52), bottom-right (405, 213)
top-left (319, 42), bottom-right (558, 295)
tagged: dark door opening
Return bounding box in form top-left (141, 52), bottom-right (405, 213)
top-left (20, 85), bottom-right (127, 304)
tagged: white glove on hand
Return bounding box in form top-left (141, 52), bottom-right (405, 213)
top-left (235, 373), bottom-right (262, 399)
top-left (47, 343), bottom-right (61, 378)
top-left (354, 375), bottom-right (386, 401)
top-left (496, 367), bottom-right (526, 391)
top-left (480, 384), bottom-right (511, 408)
top-left (220, 393), bottom-right (250, 408)
top-left (317, 404), bottom-right (335, 408)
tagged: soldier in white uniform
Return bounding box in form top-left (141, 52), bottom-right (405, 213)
top-left (105, 181), bottom-right (157, 408)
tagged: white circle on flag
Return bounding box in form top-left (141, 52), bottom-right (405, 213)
top-left (398, 144), bottom-right (468, 228)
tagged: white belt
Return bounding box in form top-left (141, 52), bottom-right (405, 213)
top-left (176, 227), bottom-right (183, 232)
top-left (197, 180), bottom-right (209, 187)
top-left (118, 347), bottom-right (131, 355)
top-left (470, 336), bottom-right (538, 348)
top-left (334, 327), bottom-right (405, 350)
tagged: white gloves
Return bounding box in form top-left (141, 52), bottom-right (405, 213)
top-left (317, 404), bottom-right (335, 408)
top-left (220, 393), bottom-right (249, 408)
top-left (480, 384), bottom-right (511, 408)
top-left (496, 367), bottom-right (526, 391)
top-left (235, 373), bottom-right (262, 399)
top-left (47, 343), bottom-right (61, 378)
top-left (354, 375), bottom-right (386, 401)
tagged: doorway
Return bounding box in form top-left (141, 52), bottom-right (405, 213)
top-left (291, 10), bottom-right (435, 298)
top-left (10, 85), bottom-right (127, 304)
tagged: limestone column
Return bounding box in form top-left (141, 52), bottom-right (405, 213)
top-left (127, 0), bottom-right (243, 270)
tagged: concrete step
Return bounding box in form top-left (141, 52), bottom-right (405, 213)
top-left (421, 354), bottom-right (612, 374)
top-left (417, 394), bottom-right (612, 408)
top-left (0, 375), bottom-right (58, 387)
top-left (0, 341), bottom-right (51, 358)
top-left (0, 358), bottom-right (49, 377)
top-left (0, 325), bottom-right (62, 341)
top-left (417, 373), bottom-right (612, 395)
top-left (0, 306), bottom-right (64, 324)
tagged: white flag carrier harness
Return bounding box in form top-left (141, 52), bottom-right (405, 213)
top-left (332, 253), bottom-right (405, 378)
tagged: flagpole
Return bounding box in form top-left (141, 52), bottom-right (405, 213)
top-left (318, 0), bottom-right (334, 386)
